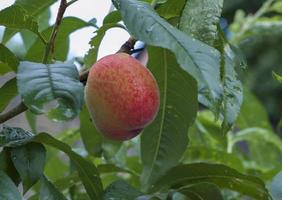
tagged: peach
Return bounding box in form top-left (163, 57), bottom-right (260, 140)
top-left (85, 53), bottom-right (160, 141)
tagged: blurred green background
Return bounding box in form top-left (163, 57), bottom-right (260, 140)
top-left (224, 0), bottom-right (282, 131)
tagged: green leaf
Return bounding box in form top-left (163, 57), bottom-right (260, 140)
top-left (0, 148), bottom-right (21, 185)
top-left (182, 146), bottom-right (244, 172)
top-left (2, 0), bottom-right (55, 43)
top-left (0, 78), bottom-right (18, 113)
top-left (0, 126), bottom-right (103, 199)
top-left (103, 180), bottom-right (143, 200)
top-left (25, 17), bottom-right (91, 62)
top-left (0, 126), bottom-right (34, 147)
top-left (141, 47), bottom-right (198, 189)
top-left (98, 164), bottom-right (138, 177)
top-left (0, 44), bottom-right (19, 74)
top-left (179, 0), bottom-right (223, 47)
top-left (53, 172), bottom-right (80, 191)
top-left (189, 110), bottom-right (226, 147)
top-left (270, 171), bottom-right (282, 200)
top-left (11, 142), bottom-right (46, 193)
top-left (84, 23), bottom-right (124, 68)
top-left (0, 170), bottom-right (22, 200)
top-left (80, 105), bottom-right (103, 157)
top-left (102, 139), bottom-right (123, 160)
top-left (273, 71), bottom-right (282, 83)
top-left (220, 45), bottom-right (243, 133)
top-left (150, 163), bottom-right (271, 199)
top-left (179, 183), bottom-right (223, 200)
top-left (44, 148), bottom-right (68, 181)
top-left (236, 88), bottom-right (272, 130)
top-left (40, 176), bottom-right (67, 200)
top-left (228, 128), bottom-right (282, 171)
top-left (179, 0), bottom-right (242, 132)
top-left (33, 133), bottom-right (103, 199)
top-left (156, 0), bottom-right (186, 19)
top-left (15, 0), bottom-right (55, 16)
top-left (103, 11), bottom-right (122, 24)
top-left (0, 5), bottom-right (39, 34)
top-left (25, 110), bottom-right (37, 133)
top-left (118, 0), bottom-right (223, 105)
top-left (17, 61), bottom-right (84, 121)
top-left (179, 0), bottom-right (243, 132)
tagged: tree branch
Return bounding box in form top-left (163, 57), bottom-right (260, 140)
top-left (42, 0), bottom-right (68, 63)
top-left (0, 102), bottom-right (27, 124)
top-left (117, 37), bottom-right (137, 54)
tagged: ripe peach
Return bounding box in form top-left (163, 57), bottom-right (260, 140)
top-left (85, 53), bottom-right (160, 141)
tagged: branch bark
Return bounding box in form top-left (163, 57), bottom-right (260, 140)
top-left (43, 0), bottom-right (69, 63)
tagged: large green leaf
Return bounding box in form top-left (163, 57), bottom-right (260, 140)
top-left (141, 47), bottom-right (198, 189)
top-left (0, 78), bottom-right (18, 113)
top-left (15, 0), bottom-right (55, 16)
top-left (0, 148), bottom-right (21, 185)
top-left (39, 176), bottom-right (67, 200)
top-left (25, 110), bottom-right (37, 133)
top-left (179, 0), bottom-right (242, 132)
top-left (80, 105), bottom-right (103, 157)
top-left (182, 146), bottom-right (244, 172)
top-left (0, 126), bottom-right (34, 147)
top-left (0, 5), bottom-right (39, 34)
top-left (98, 164), bottom-right (138, 177)
top-left (236, 88), bottom-right (272, 130)
top-left (53, 172), bottom-right (80, 191)
top-left (0, 126), bottom-right (103, 199)
top-left (150, 163), bottom-right (271, 199)
top-left (103, 180), bottom-right (143, 200)
top-left (118, 0), bottom-right (223, 106)
top-left (25, 17), bottom-right (91, 62)
top-left (178, 183), bottom-right (224, 200)
top-left (11, 142), bottom-right (46, 193)
top-left (228, 128), bottom-right (282, 152)
top-left (103, 10), bottom-right (122, 24)
top-left (0, 170), bottom-right (22, 200)
top-left (17, 61), bottom-right (84, 121)
top-left (2, 0), bottom-right (55, 43)
top-left (220, 48), bottom-right (243, 133)
top-left (33, 133), bottom-right (103, 199)
top-left (20, 9), bottom-right (51, 52)
top-left (156, 0), bottom-right (186, 19)
top-left (228, 128), bottom-right (282, 171)
top-left (179, 0), bottom-right (223, 47)
top-left (44, 148), bottom-right (68, 181)
top-left (188, 110), bottom-right (226, 148)
top-left (0, 44), bottom-right (19, 74)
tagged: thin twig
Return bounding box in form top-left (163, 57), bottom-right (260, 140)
top-left (0, 102), bottom-right (28, 124)
top-left (117, 37), bottom-right (137, 54)
top-left (42, 0), bottom-right (68, 63)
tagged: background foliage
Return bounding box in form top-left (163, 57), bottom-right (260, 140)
top-left (0, 0), bottom-right (282, 199)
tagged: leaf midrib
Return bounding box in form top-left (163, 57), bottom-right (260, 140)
top-left (156, 175), bottom-right (268, 196)
top-left (146, 49), bottom-right (168, 183)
